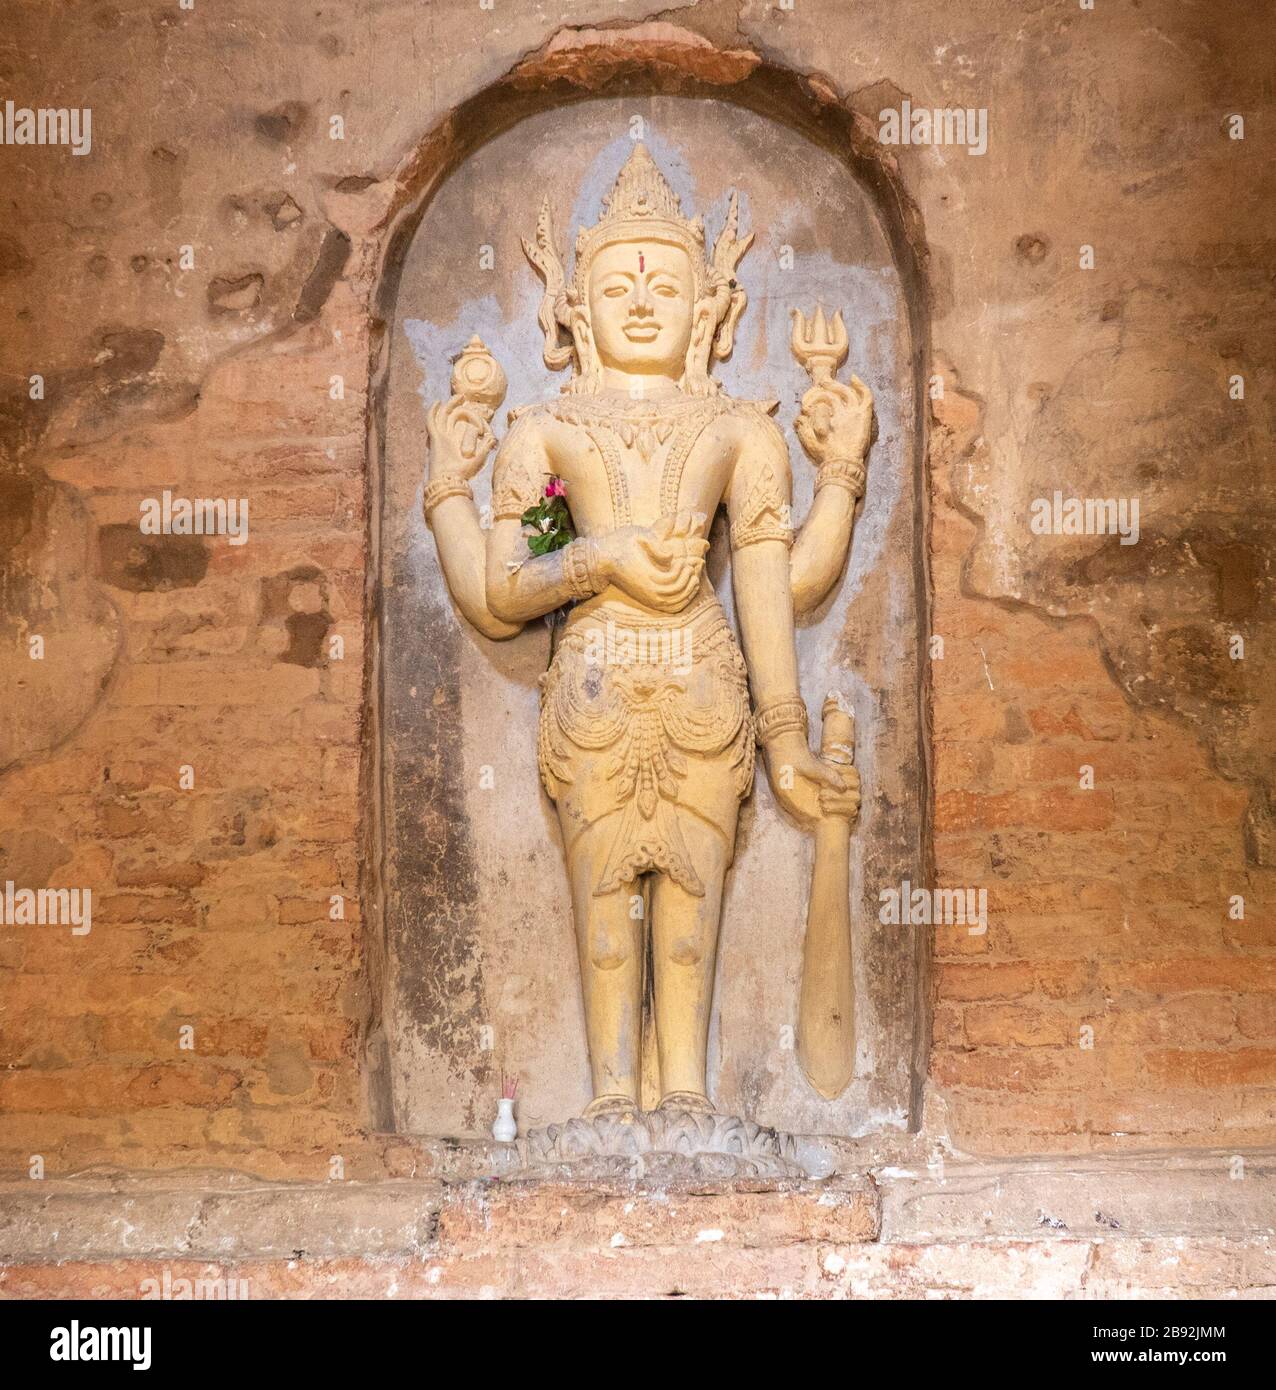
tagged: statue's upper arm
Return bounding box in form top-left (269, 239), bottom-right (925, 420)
top-left (726, 408), bottom-right (793, 550)
top-left (492, 411), bottom-right (551, 523)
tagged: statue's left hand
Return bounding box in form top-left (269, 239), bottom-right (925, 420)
top-left (763, 732), bottom-right (846, 828)
top-left (817, 764), bottom-right (861, 823)
top-left (426, 395), bottom-right (497, 480)
top-left (795, 375), bottom-right (874, 466)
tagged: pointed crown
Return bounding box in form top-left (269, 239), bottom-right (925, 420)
top-left (522, 144), bottom-right (756, 383)
top-left (572, 144), bottom-right (706, 292)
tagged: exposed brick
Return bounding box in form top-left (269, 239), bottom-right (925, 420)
top-left (1, 1), bottom-right (1268, 1192)
top-left (963, 1004), bottom-right (1075, 1048)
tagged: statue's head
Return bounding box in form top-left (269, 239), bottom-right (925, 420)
top-left (523, 145), bottom-right (754, 395)
top-left (586, 237), bottom-right (698, 383)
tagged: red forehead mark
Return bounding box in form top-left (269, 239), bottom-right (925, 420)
top-left (638, 250), bottom-right (645, 273)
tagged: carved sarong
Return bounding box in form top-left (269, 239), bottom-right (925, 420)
top-left (538, 595), bottom-right (754, 897)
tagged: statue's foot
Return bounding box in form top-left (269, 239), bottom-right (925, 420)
top-left (582, 1093), bottom-right (640, 1120)
top-left (658, 1090), bottom-right (716, 1115)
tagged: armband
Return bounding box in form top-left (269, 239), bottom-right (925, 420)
top-left (422, 474), bottom-right (474, 518)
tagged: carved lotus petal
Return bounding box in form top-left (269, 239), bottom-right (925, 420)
top-left (525, 1109), bottom-right (805, 1178)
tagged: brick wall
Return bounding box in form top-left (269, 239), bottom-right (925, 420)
top-left (2, 296), bottom-right (371, 1177)
top-left (1, 3), bottom-right (1271, 1177)
top-left (929, 385), bottom-right (1271, 1152)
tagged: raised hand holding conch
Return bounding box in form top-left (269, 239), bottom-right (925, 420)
top-left (425, 335), bottom-right (507, 480)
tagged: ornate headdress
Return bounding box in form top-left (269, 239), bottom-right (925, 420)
top-left (523, 144), bottom-right (754, 388)
top-left (571, 144), bottom-right (705, 295)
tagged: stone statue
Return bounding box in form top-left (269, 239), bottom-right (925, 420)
top-left (420, 145), bottom-right (873, 1127)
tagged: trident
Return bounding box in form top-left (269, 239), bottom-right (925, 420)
top-left (790, 305), bottom-right (849, 439)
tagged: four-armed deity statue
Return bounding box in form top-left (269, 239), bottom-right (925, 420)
top-left (420, 146), bottom-right (874, 1133)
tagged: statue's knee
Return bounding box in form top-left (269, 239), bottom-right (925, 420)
top-left (588, 927), bottom-right (631, 972)
top-left (666, 935), bottom-right (703, 967)
top-left (589, 944), bottom-right (630, 971)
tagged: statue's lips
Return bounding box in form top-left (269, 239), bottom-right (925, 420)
top-left (622, 322), bottom-right (660, 342)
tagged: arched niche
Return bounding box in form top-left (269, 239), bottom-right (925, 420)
top-left (366, 58), bottom-right (933, 1141)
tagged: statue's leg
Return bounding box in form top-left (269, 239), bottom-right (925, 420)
top-left (648, 817), bottom-right (730, 1110)
top-left (563, 818), bottom-right (643, 1114)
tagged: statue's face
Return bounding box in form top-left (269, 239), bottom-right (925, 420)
top-left (586, 239), bottom-right (697, 379)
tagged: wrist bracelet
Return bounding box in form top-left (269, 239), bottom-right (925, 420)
top-left (754, 696), bottom-right (809, 746)
top-left (423, 474), bottom-right (474, 518)
top-left (562, 537), bottom-right (604, 599)
top-left (815, 456), bottom-right (867, 498)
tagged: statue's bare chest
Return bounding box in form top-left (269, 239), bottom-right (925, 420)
top-left (543, 398), bottom-right (734, 529)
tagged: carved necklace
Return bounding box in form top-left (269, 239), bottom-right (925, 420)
top-left (547, 394), bottom-right (727, 523)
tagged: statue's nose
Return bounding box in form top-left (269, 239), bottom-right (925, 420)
top-left (631, 282), bottom-right (653, 314)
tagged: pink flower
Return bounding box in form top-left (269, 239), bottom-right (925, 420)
top-left (544, 476), bottom-right (566, 499)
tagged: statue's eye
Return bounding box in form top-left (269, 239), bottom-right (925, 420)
top-left (654, 284), bottom-right (679, 297)
top-left (603, 285), bottom-right (628, 298)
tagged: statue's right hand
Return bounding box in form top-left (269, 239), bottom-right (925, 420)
top-left (596, 511), bottom-right (709, 612)
top-left (795, 375), bottom-right (873, 466)
top-left (426, 395), bottom-right (496, 480)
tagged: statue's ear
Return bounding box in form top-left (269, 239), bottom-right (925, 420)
top-left (712, 286), bottom-right (748, 361)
